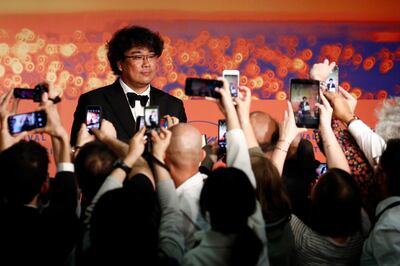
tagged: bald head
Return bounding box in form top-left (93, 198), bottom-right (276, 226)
top-left (166, 124), bottom-right (204, 169)
top-left (250, 111), bottom-right (279, 152)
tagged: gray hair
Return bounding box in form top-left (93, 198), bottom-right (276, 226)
top-left (375, 97), bottom-right (400, 142)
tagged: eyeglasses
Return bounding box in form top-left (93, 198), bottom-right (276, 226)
top-left (124, 53), bottom-right (158, 63)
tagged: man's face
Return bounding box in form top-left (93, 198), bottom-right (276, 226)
top-left (118, 47), bottom-right (158, 91)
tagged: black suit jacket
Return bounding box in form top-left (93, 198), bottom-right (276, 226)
top-left (70, 80), bottom-right (187, 145)
top-left (0, 171), bottom-right (79, 266)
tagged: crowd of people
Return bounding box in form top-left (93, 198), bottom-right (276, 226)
top-left (0, 25), bottom-right (399, 266)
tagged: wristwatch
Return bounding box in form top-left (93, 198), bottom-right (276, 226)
top-left (113, 159), bottom-right (132, 176)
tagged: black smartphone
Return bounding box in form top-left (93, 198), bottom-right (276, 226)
top-left (218, 119), bottom-right (227, 148)
top-left (135, 116), bottom-right (145, 132)
top-left (144, 106), bottom-right (159, 129)
top-left (13, 84), bottom-right (48, 102)
top-left (290, 79), bottom-right (320, 129)
top-left (185, 77), bottom-right (224, 99)
top-left (8, 110), bottom-right (47, 135)
top-left (325, 65), bottom-right (339, 93)
top-left (86, 105), bottom-right (102, 131)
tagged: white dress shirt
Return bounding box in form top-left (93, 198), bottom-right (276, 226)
top-left (119, 78), bottom-right (150, 120)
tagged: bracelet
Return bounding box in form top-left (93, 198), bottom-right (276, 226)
top-left (150, 154), bottom-right (170, 171)
top-left (275, 146), bottom-right (288, 153)
top-left (347, 115), bottom-right (359, 126)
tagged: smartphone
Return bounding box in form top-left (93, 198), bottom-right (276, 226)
top-left (185, 77), bottom-right (224, 98)
top-left (8, 110), bottom-right (47, 135)
top-left (218, 119), bottom-right (227, 148)
top-left (290, 79), bottom-right (320, 129)
top-left (325, 65), bottom-right (339, 93)
top-left (13, 84), bottom-right (48, 102)
top-left (223, 70), bottom-right (239, 97)
top-left (160, 117), bottom-right (168, 129)
top-left (144, 106), bottom-right (159, 129)
top-left (316, 163), bottom-right (328, 177)
top-left (135, 116), bottom-right (145, 132)
top-left (86, 105), bottom-right (102, 131)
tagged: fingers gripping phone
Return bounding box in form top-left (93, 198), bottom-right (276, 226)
top-left (289, 79), bottom-right (321, 129)
top-left (185, 78), bottom-right (224, 98)
top-left (8, 110), bottom-right (47, 135)
top-left (86, 105), bottom-right (102, 132)
top-left (325, 65), bottom-right (339, 93)
top-left (223, 70), bottom-right (239, 97)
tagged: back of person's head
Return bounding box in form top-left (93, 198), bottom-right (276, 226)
top-left (75, 141), bottom-right (118, 209)
top-left (375, 97), bottom-right (400, 142)
top-left (200, 167), bottom-right (262, 266)
top-left (249, 111), bottom-right (279, 153)
top-left (379, 138), bottom-right (400, 196)
top-left (107, 25), bottom-right (164, 75)
top-left (251, 155), bottom-right (291, 221)
top-left (166, 123), bottom-right (204, 170)
top-left (89, 174), bottom-right (159, 265)
top-left (310, 168), bottom-right (361, 237)
top-left (0, 140), bottom-right (49, 205)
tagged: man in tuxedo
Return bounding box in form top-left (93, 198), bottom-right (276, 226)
top-left (70, 26), bottom-right (187, 145)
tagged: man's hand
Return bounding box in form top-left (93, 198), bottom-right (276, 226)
top-left (0, 89), bottom-right (27, 151)
top-left (234, 86), bottom-right (252, 124)
top-left (124, 127), bottom-right (146, 166)
top-left (151, 127), bottom-right (172, 162)
top-left (324, 87), bottom-right (357, 124)
top-left (310, 58), bottom-right (336, 82)
top-left (316, 90), bottom-right (334, 129)
top-left (91, 119), bottom-right (117, 142)
top-left (75, 123), bottom-right (95, 147)
top-left (279, 101), bottom-right (307, 148)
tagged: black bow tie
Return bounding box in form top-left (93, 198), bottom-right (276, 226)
top-left (127, 93), bottom-right (149, 108)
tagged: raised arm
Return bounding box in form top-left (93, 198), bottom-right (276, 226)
top-left (317, 91), bottom-right (351, 173)
top-left (271, 102), bottom-right (307, 175)
top-left (151, 128), bottom-right (184, 263)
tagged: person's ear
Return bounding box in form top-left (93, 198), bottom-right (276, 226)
top-left (117, 61), bottom-right (123, 72)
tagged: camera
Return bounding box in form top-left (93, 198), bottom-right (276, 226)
top-left (14, 83), bottom-right (49, 102)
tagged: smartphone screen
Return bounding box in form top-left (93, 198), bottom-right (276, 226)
top-left (160, 118), bottom-right (168, 129)
top-left (144, 106), bottom-right (159, 128)
top-left (13, 88), bottom-right (35, 100)
top-left (86, 105), bottom-right (102, 130)
top-left (290, 79), bottom-right (320, 129)
top-left (223, 70), bottom-right (239, 97)
top-left (218, 119), bottom-right (227, 148)
top-left (325, 65), bottom-right (339, 93)
top-left (185, 78), bottom-right (223, 98)
top-left (316, 163), bottom-right (328, 177)
top-left (8, 111), bottom-right (47, 135)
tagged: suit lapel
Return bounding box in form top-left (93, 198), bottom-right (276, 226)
top-left (150, 86), bottom-right (167, 115)
top-left (104, 81), bottom-right (136, 137)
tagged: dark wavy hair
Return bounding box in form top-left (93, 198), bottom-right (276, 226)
top-left (107, 25), bottom-right (164, 75)
top-left (0, 141), bottom-right (49, 205)
top-left (309, 168), bottom-right (362, 237)
top-left (200, 167), bottom-right (262, 266)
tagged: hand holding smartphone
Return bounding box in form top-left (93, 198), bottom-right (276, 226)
top-left (8, 111), bottom-right (47, 135)
top-left (86, 105), bottom-right (102, 132)
top-left (222, 70), bottom-right (239, 97)
top-left (289, 79), bottom-right (321, 129)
